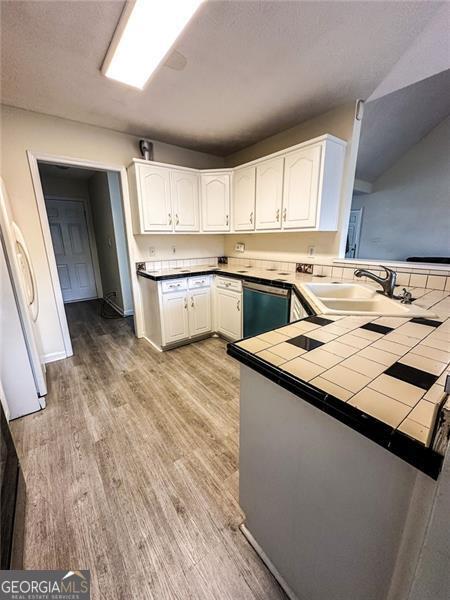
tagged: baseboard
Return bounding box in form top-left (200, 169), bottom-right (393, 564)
top-left (142, 336), bottom-right (163, 352)
top-left (43, 350), bottom-right (67, 364)
top-left (103, 296), bottom-right (125, 316)
top-left (240, 524), bottom-right (299, 600)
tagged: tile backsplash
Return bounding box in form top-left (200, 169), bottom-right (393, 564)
top-left (136, 255), bottom-right (450, 292)
top-left (226, 257), bottom-right (450, 291)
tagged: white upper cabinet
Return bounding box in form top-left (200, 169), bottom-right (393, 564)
top-left (255, 157), bottom-right (284, 230)
top-left (282, 145), bottom-right (322, 229)
top-left (137, 164), bottom-right (172, 232)
top-left (233, 166), bottom-right (256, 231)
top-left (170, 170), bottom-right (200, 232)
top-left (201, 173), bottom-right (231, 231)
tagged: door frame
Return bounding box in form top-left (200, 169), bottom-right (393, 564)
top-left (44, 195), bottom-right (103, 303)
top-left (346, 207), bottom-right (363, 258)
top-left (27, 151), bottom-right (143, 359)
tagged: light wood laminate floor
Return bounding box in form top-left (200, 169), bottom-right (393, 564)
top-left (11, 301), bottom-right (286, 600)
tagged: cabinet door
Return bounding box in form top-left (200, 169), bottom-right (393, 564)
top-left (171, 170), bottom-right (200, 232)
top-left (138, 164), bottom-right (172, 232)
top-left (188, 288), bottom-right (212, 336)
top-left (161, 291), bottom-right (189, 345)
top-left (283, 145), bottom-right (322, 229)
top-left (201, 174), bottom-right (231, 231)
top-left (216, 289), bottom-right (242, 341)
top-left (255, 157), bottom-right (284, 230)
top-left (233, 166), bottom-right (256, 231)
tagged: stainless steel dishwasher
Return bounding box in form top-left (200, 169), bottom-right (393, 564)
top-left (243, 281), bottom-right (291, 337)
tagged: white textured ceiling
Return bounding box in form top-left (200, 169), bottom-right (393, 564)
top-left (357, 69), bottom-right (450, 182)
top-left (0, 0), bottom-right (444, 155)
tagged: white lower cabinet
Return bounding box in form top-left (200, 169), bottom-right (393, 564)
top-left (160, 277), bottom-right (212, 347)
top-left (188, 287), bottom-right (212, 336)
top-left (161, 291), bottom-right (189, 344)
top-left (215, 278), bottom-right (242, 341)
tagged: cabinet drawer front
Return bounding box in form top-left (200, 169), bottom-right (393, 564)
top-left (216, 276), bottom-right (242, 292)
top-left (161, 278), bottom-right (188, 293)
top-left (188, 275), bottom-right (211, 289)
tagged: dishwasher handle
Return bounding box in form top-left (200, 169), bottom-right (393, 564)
top-left (243, 281), bottom-right (290, 297)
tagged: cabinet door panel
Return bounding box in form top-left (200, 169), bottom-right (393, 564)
top-left (255, 157), bottom-right (284, 230)
top-left (161, 292), bottom-right (189, 344)
top-left (201, 174), bottom-right (231, 231)
top-left (138, 164), bottom-right (172, 232)
top-left (216, 289), bottom-right (242, 341)
top-left (189, 288), bottom-right (212, 336)
top-left (283, 145), bottom-right (321, 229)
top-left (171, 170), bottom-right (200, 232)
top-left (233, 166), bottom-right (256, 231)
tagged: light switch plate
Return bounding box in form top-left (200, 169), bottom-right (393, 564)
top-left (235, 243), bottom-right (245, 253)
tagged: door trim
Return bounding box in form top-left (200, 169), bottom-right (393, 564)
top-left (45, 195), bottom-right (103, 302)
top-left (27, 151), bottom-right (143, 361)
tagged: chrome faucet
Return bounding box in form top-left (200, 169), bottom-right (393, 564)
top-left (354, 265), bottom-right (397, 298)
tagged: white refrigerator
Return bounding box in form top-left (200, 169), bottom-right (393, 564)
top-left (0, 178), bottom-right (47, 419)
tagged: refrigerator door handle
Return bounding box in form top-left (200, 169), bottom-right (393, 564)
top-left (13, 223), bottom-right (39, 322)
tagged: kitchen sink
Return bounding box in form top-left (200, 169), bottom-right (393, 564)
top-left (300, 282), bottom-right (437, 318)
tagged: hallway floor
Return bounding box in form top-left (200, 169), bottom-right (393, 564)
top-left (11, 301), bottom-right (286, 599)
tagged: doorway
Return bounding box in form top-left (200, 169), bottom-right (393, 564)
top-left (36, 161), bottom-right (135, 353)
top-left (345, 207), bottom-right (363, 259)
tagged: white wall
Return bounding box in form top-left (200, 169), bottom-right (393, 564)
top-left (88, 172), bottom-right (127, 315)
top-left (0, 105), bottom-right (224, 360)
top-left (224, 103), bottom-right (360, 262)
top-left (352, 117), bottom-right (450, 261)
top-left (107, 172), bottom-right (133, 315)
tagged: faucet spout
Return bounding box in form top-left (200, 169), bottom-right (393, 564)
top-left (354, 265), bottom-right (397, 298)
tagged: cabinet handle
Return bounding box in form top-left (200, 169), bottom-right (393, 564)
top-left (276, 208), bottom-right (280, 222)
top-left (283, 207), bottom-right (287, 222)
top-left (237, 299), bottom-right (240, 311)
top-left (191, 297), bottom-right (194, 308)
top-left (225, 214), bottom-right (229, 226)
top-left (169, 283), bottom-right (180, 288)
top-left (168, 213), bottom-right (172, 225)
top-left (249, 211), bottom-right (253, 224)
top-left (225, 282), bottom-right (231, 287)
top-left (184, 298), bottom-right (188, 309)
top-left (175, 214), bottom-right (179, 225)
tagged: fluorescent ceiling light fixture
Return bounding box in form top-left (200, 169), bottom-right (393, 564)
top-left (103, 0), bottom-right (204, 89)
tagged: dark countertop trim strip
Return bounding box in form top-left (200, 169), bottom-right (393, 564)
top-left (137, 268), bottom-right (316, 314)
top-left (227, 343), bottom-right (443, 480)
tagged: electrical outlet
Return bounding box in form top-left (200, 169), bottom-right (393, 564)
top-left (307, 245), bottom-right (315, 257)
top-left (171, 245), bottom-right (176, 254)
top-left (149, 246), bottom-right (156, 256)
top-left (235, 242), bottom-right (245, 253)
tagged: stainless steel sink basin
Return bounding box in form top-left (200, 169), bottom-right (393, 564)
top-left (300, 282), bottom-right (437, 318)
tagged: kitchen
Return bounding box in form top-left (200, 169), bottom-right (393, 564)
top-left (1, 1), bottom-right (449, 599)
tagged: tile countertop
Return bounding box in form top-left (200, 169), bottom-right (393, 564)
top-left (137, 263), bottom-right (450, 477)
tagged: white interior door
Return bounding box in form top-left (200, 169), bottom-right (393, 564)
top-left (346, 208), bottom-right (363, 258)
top-left (46, 198), bottom-right (97, 303)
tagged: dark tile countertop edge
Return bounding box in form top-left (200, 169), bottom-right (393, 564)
top-left (137, 268), bottom-right (315, 309)
top-left (227, 343), bottom-right (443, 480)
